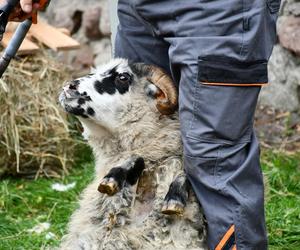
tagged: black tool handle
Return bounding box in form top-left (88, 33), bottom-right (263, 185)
top-left (0, 0), bottom-right (20, 38)
top-left (0, 18), bottom-right (32, 77)
top-left (0, 53), bottom-right (11, 77)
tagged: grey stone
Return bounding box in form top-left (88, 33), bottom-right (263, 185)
top-left (99, 0), bottom-right (111, 37)
top-left (82, 7), bottom-right (102, 40)
top-left (287, 2), bottom-right (300, 16)
top-left (260, 45), bottom-right (300, 111)
top-left (41, 0), bottom-right (112, 72)
top-left (92, 39), bottom-right (112, 66)
top-left (278, 16), bottom-right (300, 56)
top-left (73, 45), bottom-right (95, 71)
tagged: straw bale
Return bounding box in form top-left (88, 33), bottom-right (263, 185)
top-left (0, 51), bottom-right (80, 178)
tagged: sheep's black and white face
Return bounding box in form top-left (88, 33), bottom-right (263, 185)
top-left (59, 59), bottom-right (161, 131)
top-left (59, 59), bottom-right (138, 129)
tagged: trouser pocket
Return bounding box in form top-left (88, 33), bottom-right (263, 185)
top-left (186, 80), bottom-right (261, 143)
top-left (198, 56), bottom-right (268, 87)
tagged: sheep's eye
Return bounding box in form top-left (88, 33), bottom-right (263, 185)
top-left (116, 73), bottom-right (131, 84)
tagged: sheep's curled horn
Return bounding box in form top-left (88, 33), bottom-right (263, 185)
top-left (132, 63), bottom-right (178, 115)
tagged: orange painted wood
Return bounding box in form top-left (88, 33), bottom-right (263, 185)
top-left (1, 32), bottom-right (40, 55)
top-left (29, 20), bottom-right (80, 51)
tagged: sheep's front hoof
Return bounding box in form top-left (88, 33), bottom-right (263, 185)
top-left (161, 173), bottom-right (189, 216)
top-left (98, 178), bottom-right (119, 196)
top-left (161, 199), bottom-right (184, 215)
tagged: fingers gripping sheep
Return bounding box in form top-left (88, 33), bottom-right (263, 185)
top-left (58, 59), bottom-right (206, 250)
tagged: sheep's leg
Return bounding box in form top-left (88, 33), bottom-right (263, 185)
top-left (98, 157), bottom-right (145, 196)
top-left (98, 167), bottom-right (127, 196)
top-left (161, 173), bottom-right (189, 215)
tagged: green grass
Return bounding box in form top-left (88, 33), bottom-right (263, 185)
top-left (0, 151), bottom-right (299, 250)
top-left (262, 152), bottom-right (300, 250)
top-left (0, 162), bottom-right (94, 250)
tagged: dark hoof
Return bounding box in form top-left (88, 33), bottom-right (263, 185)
top-left (161, 199), bottom-right (185, 215)
top-left (161, 173), bottom-right (189, 215)
top-left (98, 178), bottom-right (119, 196)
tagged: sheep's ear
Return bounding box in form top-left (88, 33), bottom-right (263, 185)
top-left (132, 63), bottom-right (178, 115)
top-left (144, 83), bottom-right (163, 99)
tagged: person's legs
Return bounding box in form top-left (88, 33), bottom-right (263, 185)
top-left (170, 1), bottom-right (279, 249)
top-left (131, 0), bottom-right (280, 249)
top-left (179, 67), bottom-right (265, 250)
top-left (115, 0), bottom-right (280, 249)
top-left (114, 0), bottom-right (170, 74)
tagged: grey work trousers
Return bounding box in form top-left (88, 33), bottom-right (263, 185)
top-left (114, 0), bottom-right (280, 249)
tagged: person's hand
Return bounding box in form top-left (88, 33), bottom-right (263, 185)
top-left (0, 0), bottom-right (40, 13)
top-left (0, 0), bottom-right (38, 13)
top-left (0, 0), bottom-right (41, 22)
top-left (20, 0), bottom-right (33, 13)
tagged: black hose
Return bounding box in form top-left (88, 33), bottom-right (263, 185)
top-left (0, 19), bottom-right (32, 77)
top-left (0, 0), bottom-right (20, 39)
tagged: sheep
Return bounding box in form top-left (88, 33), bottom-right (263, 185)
top-left (58, 58), bottom-right (207, 250)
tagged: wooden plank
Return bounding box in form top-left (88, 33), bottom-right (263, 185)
top-left (1, 32), bottom-right (40, 55)
top-left (57, 28), bottom-right (71, 36)
top-left (29, 21), bottom-right (80, 51)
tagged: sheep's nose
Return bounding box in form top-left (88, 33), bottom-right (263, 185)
top-left (68, 80), bottom-right (79, 90)
top-left (63, 80), bottom-right (80, 99)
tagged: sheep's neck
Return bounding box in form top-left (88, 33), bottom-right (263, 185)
top-left (81, 113), bottom-right (181, 163)
top-left (81, 120), bottom-right (121, 157)
top-left (117, 114), bottom-right (182, 161)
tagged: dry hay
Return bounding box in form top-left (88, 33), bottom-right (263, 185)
top-left (0, 51), bottom-right (80, 178)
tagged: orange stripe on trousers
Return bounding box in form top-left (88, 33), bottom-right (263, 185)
top-left (200, 82), bottom-right (268, 87)
top-left (215, 225), bottom-right (235, 250)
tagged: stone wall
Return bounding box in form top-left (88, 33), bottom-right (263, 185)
top-left (42, 0), bottom-right (112, 74)
top-left (260, 0), bottom-right (300, 111)
top-left (43, 0), bottom-right (300, 111)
